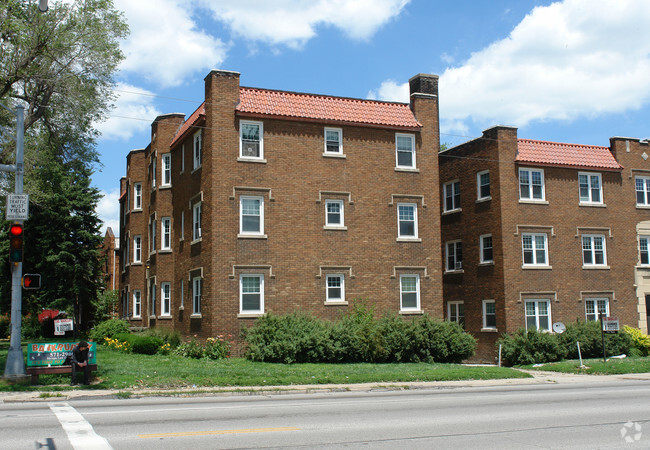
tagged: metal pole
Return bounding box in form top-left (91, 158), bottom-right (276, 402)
top-left (4, 105), bottom-right (26, 380)
top-left (577, 341), bottom-right (584, 368)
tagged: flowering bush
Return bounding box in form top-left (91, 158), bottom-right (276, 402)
top-left (624, 326), bottom-right (650, 356)
top-left (204, 336), bottom-right (231, 360)
top-left (105, 337), bottom-right (131, 353)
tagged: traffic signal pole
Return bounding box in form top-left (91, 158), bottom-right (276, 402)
top-left (3, 105), bottom-right (26, 380)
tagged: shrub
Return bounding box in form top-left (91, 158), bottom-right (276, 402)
top-left (243, 303), bottom-right (477, 364)
top-left (0, 313), bottom-right (10, 339)
top-left (623, 326), bottom-right (650, 357)
top-left (497, 329), bottom-right (566, 366)
top-left (558, 320), bottom-right (631, 359)
top-left (144, 327), bottom-right (182, 349)
top-left (407, 315), bottom-right (477, 363)
top-left (21, 313), bottom-right (41, 339)
top-left (244, 312), bottom-right (335, 363)
top-left (131, 335), bottom-right (164, 355)
top-left (89, 319), bottom-right (130, 344)
top-left (333, 303), bottom-right (385, 363)
top-left (204, 336), bottom-right (231, 360)
top-left (174, 339), bottom-right (205, 359)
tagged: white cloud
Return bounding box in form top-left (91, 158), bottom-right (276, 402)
top-left (371, 0), bottom-right (650, 137)
top-left (97, 188), bottom-right (121, 236)
top-left (367, 79), bottom-right (408, 102)
top-left (115, 0), bottom-right (229, 87)
top-left (96, 83), bottom-right (161, 141)
top-left (439, 0), bottom-right (650, 129)
top-left (198, 0), bottom-right (410, 48)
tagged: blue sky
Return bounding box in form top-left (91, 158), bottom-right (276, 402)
top-left (95, 0), bottom-right (650, 234)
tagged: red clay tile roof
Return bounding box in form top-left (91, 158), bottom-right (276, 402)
top-left (516, 139), bottom-right (623, 171)
top-left (237, 87), bottom-right (421, 129)
top-left (170, 103), bottom-right (205, 147)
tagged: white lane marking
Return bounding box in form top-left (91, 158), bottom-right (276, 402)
top-left (49, 402), bottom-right (112, 450)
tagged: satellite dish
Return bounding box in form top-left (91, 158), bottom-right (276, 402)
top-left (553, 322), bottom-right (566, 334)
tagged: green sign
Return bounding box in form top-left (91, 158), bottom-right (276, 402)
top-left (26, 342), bottom-right (96, 367)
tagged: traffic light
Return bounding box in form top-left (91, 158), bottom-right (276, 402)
top-left (22, 274), bottom-right (41, 289)
top-left (8, 223), bottom-right (23, 263)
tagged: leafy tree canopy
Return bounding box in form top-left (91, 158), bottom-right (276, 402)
top-left (0, 0), bottom-right (128, 166)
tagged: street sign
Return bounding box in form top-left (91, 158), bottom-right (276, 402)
top-left (53, 319), bottom-right (73, 336)
top-left (602, 317), bottom-right (619, 334)
top-left (6, 194), bottom-right (28, 220)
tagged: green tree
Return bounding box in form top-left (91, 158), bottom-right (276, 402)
top-left (1, 150), bottom-right (104, 330)
top-left (0, 0), bottom-right (128, 166)
top-left (0, 0), bottom-right (127, 329)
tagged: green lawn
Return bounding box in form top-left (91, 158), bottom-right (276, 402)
top-left (0, 341), bottom-right (529, 392)
top-left (520, 357), bottom-right (650, 375)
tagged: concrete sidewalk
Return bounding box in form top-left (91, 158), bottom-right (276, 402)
top-left (2, 370), bottom-right (649, 403)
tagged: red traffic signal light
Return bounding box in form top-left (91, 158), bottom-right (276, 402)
top-left (22, 273), bottom-right (41, 289)
top-left (9, 223), bottom-right (23, 263)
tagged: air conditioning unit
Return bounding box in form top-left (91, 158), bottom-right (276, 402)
top-left (455, 261), bottom-right (463, 270)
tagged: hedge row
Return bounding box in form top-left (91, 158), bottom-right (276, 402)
top-left (497, 321), bottom-right (633, 366)
top-left (242, 304), bottom-right (477, 364)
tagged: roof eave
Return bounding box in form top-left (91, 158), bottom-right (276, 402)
top-left (515, 160), bottom-right (623, 172)
top-left (235, 111), bottom-right (422, 131)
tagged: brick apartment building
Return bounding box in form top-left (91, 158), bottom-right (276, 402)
top-left (118, 70), bottom-right (443, 346)
top-left (439, 125), bottom-right (650, 359)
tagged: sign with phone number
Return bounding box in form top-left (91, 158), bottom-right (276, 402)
top-left (26, 342), bottom-right (96, 367)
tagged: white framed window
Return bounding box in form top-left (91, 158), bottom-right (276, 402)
top-left (151, 158), bottom-right (156, 188)
top-left (395, 133), bottom-right (416, 169)
top-left (161, 217), bottom-right (171, 250)
top-left (179, 279), bottom-right (184, 310)
top-left (585, 298), bottom-right (609, 321)
top-left (149, 218), bottom-right (156, 253)
top-left (582, 234), bottom-right (606, 266)
top-left (180, 144), bottom-right (185, 173)
top-left (133, 290), bottom-right (141, 318)
top-left (240, 274), bottom-right (264, 314)
top-left (161, 282), bottom-right (171, 316)
top-left (133, 235), bottom-right (141, 263)
top-left (193, 131), bottom-right (202, 169)
top-left (400, 274), bottom-right (420, 311)
top-left (483, 300), bottom-right (496, 329)
top-left (180, 212), bottom-right (185, 241)
top-left (446, 241), bottom-right (463, 271)
top-left (480, 234), bottom-right (493, 263)
top-left (240, 121), bottom-right (263, 159)
top-left (519, 168), bottom-right (545, 201)
top-left (192, 276), bottom-right (201, 315)
top-left (325, 200), bottom-right (344, 227)
top-left (161, 153), bottom-right (171, 186)
top-left (578, 172), bottom-right (602, 204)
top-left (640, 236), bottom-right (650, 265)
top-left (133, 183), bottom-right (142, 210)
top-left (525, 299), bottom-right (551, 331)
top-left (397, 203), bottom-right (418, 239)
top-left (240, 196), bottom-right (264, 235)
top-left (192, 202), bottom-right (202, 241)
top-left (443, 180), bottom-right (461, 212)
top-left (522, 233), bottom-right (548, 266)
top-left (447, 301), bottom-right (464, 327)
top-left (636, 176), bottom-right (650, 206)
top-left (326, 274), bottom-right (345, 302)
top-left (324, 128), bottom-right (342, 154)
top-left (477, 170), bottom-right (490, 200)
top-left (149, 279), bottom-right (156, 317)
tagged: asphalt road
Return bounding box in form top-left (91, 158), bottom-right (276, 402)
top-left (2, 379), bottom-right (650, 449)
